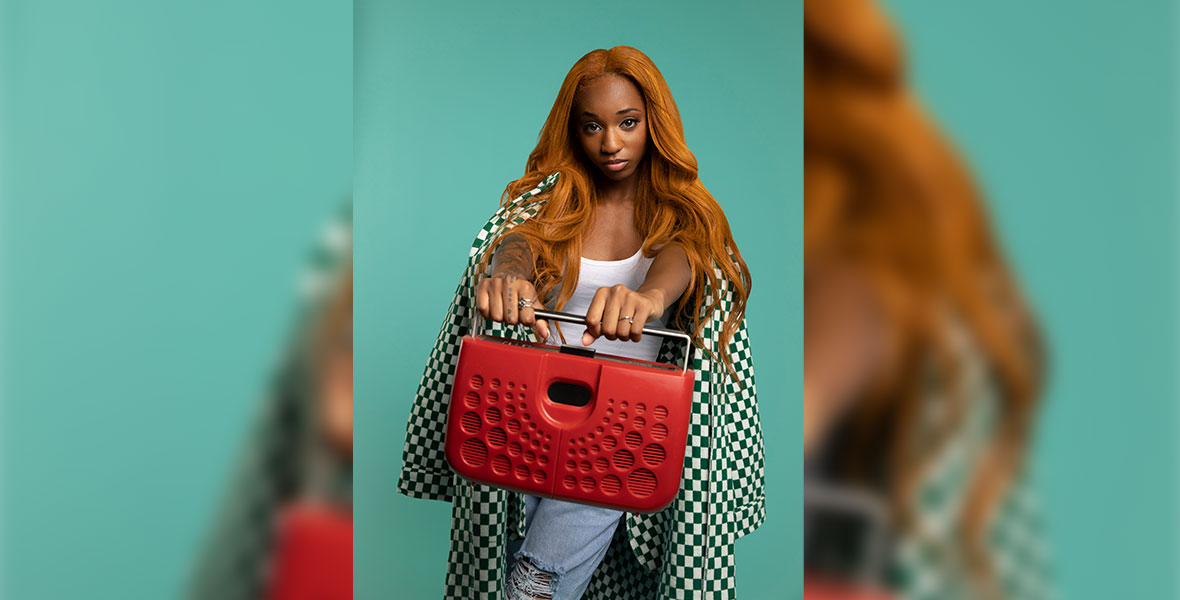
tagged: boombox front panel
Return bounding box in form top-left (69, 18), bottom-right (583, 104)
top-left (446, 335), bottom-right (693, 513)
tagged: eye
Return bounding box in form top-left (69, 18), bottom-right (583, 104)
top-left (621, 117), bottom-right (639, 129)
top-left (582, 122), bottom-right (602, 133)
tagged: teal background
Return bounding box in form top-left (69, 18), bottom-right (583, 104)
top-left (0, 1), bottom-right (351, 599)
top-left (883, 1), bottom-right (1179, 598)
top-left (355, 0), bottom-right (799, 597)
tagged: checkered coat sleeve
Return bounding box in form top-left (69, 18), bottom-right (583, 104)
top-left (887, 330), bottom-right (1056, 600)
top-left (397, 172), bottom-right (767, 599)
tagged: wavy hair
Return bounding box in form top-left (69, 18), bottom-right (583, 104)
top-left (483, 46), bottom-right (751, 373)
top-left (805, 0), bottom-right (1045, 589)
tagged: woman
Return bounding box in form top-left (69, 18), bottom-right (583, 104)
top-left (398, 46), bottom-right (764, 600)
top-left (804, 1), bottom-right (1053, 599)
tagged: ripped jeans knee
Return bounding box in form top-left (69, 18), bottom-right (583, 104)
top-left (505, 555), bottom-right (562, 600)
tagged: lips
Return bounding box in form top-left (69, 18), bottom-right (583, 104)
top-left (604, 159), bottom-right (629, 172)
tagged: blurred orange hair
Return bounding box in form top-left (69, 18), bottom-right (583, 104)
top-left (484, 46), bottom-right (751, 372)
top-left (805, 0), bottom-right (1045, 588)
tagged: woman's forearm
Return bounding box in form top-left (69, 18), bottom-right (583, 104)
top-left (636, 244), bottom-right (692, 314)
top-left (490, 233), bottom-right (535, 281)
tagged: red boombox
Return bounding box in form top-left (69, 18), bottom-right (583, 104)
top-left (265, 503), bottom-right (352, 600)
top-left (446, 310), bottom-right (694, 512)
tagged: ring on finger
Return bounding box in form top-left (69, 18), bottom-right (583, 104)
top-left (518, 297), bottom-right (535, 309)
top-left (618, 315), bottom-right (634, 324)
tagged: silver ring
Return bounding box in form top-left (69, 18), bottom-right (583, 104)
top-left (618, 315), bottom-right (634, 324)
top-left (518, 297), bottom-right (535, 309)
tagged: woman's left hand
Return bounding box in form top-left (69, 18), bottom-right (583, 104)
top-left (582, 285), bottom-right (666, 345)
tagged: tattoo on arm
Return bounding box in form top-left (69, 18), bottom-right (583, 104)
top-left (490, 233), bottom-right (534, 281)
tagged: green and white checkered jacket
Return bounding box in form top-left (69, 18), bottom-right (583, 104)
top-left (889, 322), bottom-right (1055, 600)
top-left (808, 315), bottom-right (1055, 600)
top-left (398, 172), bottom-right (766, 599)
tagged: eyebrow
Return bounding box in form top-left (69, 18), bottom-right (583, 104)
top-left (581, 108), bottom-right (642, 118)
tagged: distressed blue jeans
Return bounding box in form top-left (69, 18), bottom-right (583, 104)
top-left (504, 495), bottom-right (624, 600)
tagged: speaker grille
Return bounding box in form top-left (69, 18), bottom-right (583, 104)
top-left (460, 438), bottom-right (488, 467)
top-left (464, 391), bottom-right (480, 408)
top-left (627, 468), bottom-right (657, 498)
top-left (613, 449), bottom-right (634, 470)
top-left (492, 455), bottom-right (511, 474)
top-left (601, 474), bottom-right (622, 495)
top-left (485, 406), bottom-right (502, 424)
top-left (650, 423), bottom-right (668, 441)
top-left (461, 411), bottom-right (482, 434)
top-left (487, 427), bottom-right (507, 448)
top-left (642, 444), bottom-right (666, 467)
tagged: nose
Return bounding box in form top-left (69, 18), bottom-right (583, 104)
top-left (601, 128), bottom-right (622, 155)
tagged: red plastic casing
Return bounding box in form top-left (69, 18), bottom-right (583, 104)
top-left (445, 335), bottom-right (693, 513)
top-left (265, 504), bottom-right (352, 600)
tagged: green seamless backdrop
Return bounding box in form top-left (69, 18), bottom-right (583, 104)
top-left (354, 0), bottom-right (799, 597)
top-left (884, 1), bottom-right (1178, 598)
top-left (1, 1), bottom-right (351, 599)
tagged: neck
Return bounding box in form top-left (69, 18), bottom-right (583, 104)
top-left (593, 171), bottom-right (640, 206)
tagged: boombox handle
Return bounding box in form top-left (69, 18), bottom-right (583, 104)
top-left (475, 308), bottom-right (694, 373)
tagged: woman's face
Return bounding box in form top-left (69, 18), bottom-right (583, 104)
top-left (573, 74), bottom-right (648, 184)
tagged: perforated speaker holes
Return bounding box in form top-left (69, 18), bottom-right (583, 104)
top-left (653, 405), bottom-right (668, 420)
top-left (601, 474), bottom-right (622, 495)
top-left (642, 444), bottom-right (666, 466)
top-left (487, 427), bottom-right (507, 448)
top-left (485, 407), bottom-right (501, 424)
top-left (627, 468), bottom-right (657, 497)
top-left (625, 431), bottom-right (642, 449)
top-left (613, 449), bottom-right (634, 470)
top-left (492, 455), bottom-right (511, 474)
top-left (514, 464), bottom-right (529, 479)
top-left (461, 411), bottom-right (481, 434)
top-left (460, 438), bottom-right (487, 467)
top-left (651, 423), bottom-right (668, 441)
top-left (464, 392), bottom-right (480, 408)
top-left (470, 375), bottom-right (484, 389)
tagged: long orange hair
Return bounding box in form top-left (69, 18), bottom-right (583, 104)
top-left (805, 0), bottom-right (1045, 586)
top-left (484, 46), bottom-right (751, 372)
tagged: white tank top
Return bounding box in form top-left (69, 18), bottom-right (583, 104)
top-left (544, 247), bottom-right (671, 362)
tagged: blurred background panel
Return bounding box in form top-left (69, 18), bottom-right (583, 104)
top-left (0, 1), bottom-right (351, 598)
top-left (881, 1), bottom-right (1177, 598)
top-left (354, 0), bottom-right (798, 597)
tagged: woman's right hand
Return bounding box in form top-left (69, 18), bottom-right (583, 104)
top-left (476, 274), bottom-right (551, 340)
